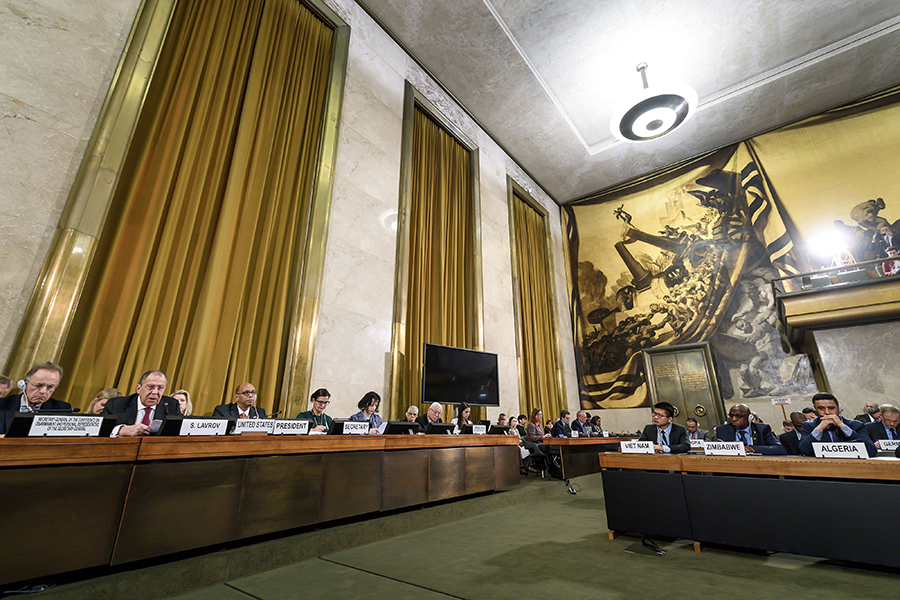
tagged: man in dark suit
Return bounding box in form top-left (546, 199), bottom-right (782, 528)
top-left (854, 401), bottom-right (879, 423)
top-left (715, 403), bottom-right (786, 455)
top-left (570, 410), bottom-right (593, 436)
top-left (638, 401), bottom-right (690, 454)
top-left (415, 402), bottom-right (443, 432)
top-left (778, 411), bottom-right (805, 455)
top-left (104, 370), bottom-right (180, 436)
top-left (685, 417), bottom-right (711, 442)
top-left (865, 405), bottom-right (899, 450)
top-left (0, 362), bottom-right (72, 435)
top-left (799, 392), bottom-right (877, 457)
top-left (550, 410), bottom-right (572, 437)
top-left (213, 382), bottom-right (267, 419)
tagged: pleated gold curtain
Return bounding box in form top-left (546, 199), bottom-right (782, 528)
top-left (511, 191), bottom-right (563, 420)
top-left (57, 0), bottom-right (334, 415)
top-left (392, 107), bottom-right (480, 423)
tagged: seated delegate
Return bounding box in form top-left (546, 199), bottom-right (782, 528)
top-left (714, 403), bottom-right (786, 455)
top-left (0, 362), bottom-right (72, 436)
top-left (349, 391), bottom-right (383, 434)
top-left (296, 388), bottom-right (334, 432)
top-left (104, 370), bottom-right (181, 436)
top-left (213, 383), bottom-right (267, 419)
top-left (798, 392), bottom-right (877, 457)
top-left (638, 401), bottom-right (690, 454)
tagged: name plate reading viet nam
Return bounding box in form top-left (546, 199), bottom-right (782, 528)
top-left (880, 439), bottom-right (900, 452)
top-left (179, 418), bottom-right (229, 436)
top-left (702, 441), bottom-right (747, 456)
top-left (273, 419), bottom-right (310, 435)
top-left (813, 442), bottom-right (868, 459)
top-left (29, 415), bottom-right (103, 437)
top-left (620, 440), bottom-right (654, 454)
top-left (343, 421), bottom-right (371, 435)
top-left (233, 418), bottom-right (276, 435)
top-left (473, 424), bottom-right (487, 435)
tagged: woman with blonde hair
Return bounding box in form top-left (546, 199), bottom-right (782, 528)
top-left (87, 388), bottom-right (121, 415)
top-left (172, 389), bottom-right (193, 416)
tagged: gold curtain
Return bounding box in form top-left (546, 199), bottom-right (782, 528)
top-left (57, 0), bottom-right (334, 415)
top-left (511, 192), bottom-right (562, 420)
top-left (393, 107), bottom-right (479, 423)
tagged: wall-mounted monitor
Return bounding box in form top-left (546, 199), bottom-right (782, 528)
top-left (421, 343), bottom-right (500, 407)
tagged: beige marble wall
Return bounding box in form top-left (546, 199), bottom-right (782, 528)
top-left (0, 0), bottom-right (141, 372)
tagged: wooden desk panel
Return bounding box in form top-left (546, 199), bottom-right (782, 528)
top-left (544, 437), bottom-right (633, 478)
top-left (136, 435), bottom-right (385, 461)
top-left (383, 449), bottom-right (429, 510)
top-left (319, 451), bottom-right (383, 521)
top-left (464, 446), bottom-right (495, 495)
top-left (598, 453), bottom-right (683, 472)
top-left (0, 437), bottom-right (139, 467)
top-left (429, 447), bottom-right (466, 501)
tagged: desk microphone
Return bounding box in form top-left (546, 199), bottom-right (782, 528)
top-left (270, 410), bottom-right (283, 418)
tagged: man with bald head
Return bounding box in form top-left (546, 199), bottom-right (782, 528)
top-left (778, 411), bottom-right (805, 455)
top-left (714, 403), bottom-right (786, 455)
top-left (104, 370), bottom-right (181, 436)
top-left (855, 401), bottom-right (880, 424)
top-left (213, 383), bottom-right (267, 419)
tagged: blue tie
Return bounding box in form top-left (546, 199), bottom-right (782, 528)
top-left (740, 430), bottom-right (749, 445)
top-left (889, 428), bottom-right (896, 441)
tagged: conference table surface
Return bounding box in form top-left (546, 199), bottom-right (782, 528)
top-left (541, 436), bottom-right (635, 478)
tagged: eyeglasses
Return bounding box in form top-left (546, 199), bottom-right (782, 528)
top-left (314, 399), bottom-right (330, 405)
top-left (238, 390), bottom-right (258, 397)
top-left (651, 412), bottom-right (668, 419)
top-left (27, 382), bottom-right (58, 392)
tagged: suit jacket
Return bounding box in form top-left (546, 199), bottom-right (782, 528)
top-left (212, 403), bottom-right (267, 419)
top-left (415, 413), bottom-right (441, 432)
top-left (638, 423), bottom-right (690, 454)
top-left (0, 395), bottom-right (73, 435)
top-left (799, 417), bottom-right (877, 457)
top-left (550, 419), bottom-right (572, 437)
top-left (715, 422), bottom-right (786, 455)
top-left (778, 430), bottom-right (802, 455)
top-left (571, 419), bottom-right (592, 436)
top-left (865, 420), bottom-right (899, 441)
top-left (686, 427), bottom-right (712, 442)
top-left (854, 413), bottom-right (876, 424)
top-left (103, 393), bottom-right (180, 426)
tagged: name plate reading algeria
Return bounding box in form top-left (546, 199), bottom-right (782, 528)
top-left (233, 418), bottom-right (276, 434)
top-left (880, 439), bottom-right (900, 452)
top-left (621, 440), bottom-right (654, 454)
top-left (813, 441), bottom-right (868, 459)
top-left (180, 418), bottom-right (229, 436)
top-left (343, 421), bottom-right (370, 435)
top-left (473, 424), bottom-right (487, 435)
top-left (702, 441), bottom-right (747, 456)
top-left (29, 415), bottom-right (103, 437)
top-left (273, 419), bottom-right (310, 435)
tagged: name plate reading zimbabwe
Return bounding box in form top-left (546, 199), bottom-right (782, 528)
top-left (702, 441), bottom-right (747, 456)
top-left (233, 418), bottom-right (275, 435)
top-left (179, 419), bottom-right (229, 436)
top-left (813, 442), bottom-right (868, 459)
top-left (689, 438), bottom-right (704, 449)
top-left (29, 415), bottom-right (103, 437)
top-left (343, 421), bottom-right (370, 435)
top-left (473, 424), bottom-right (487, 435)
top-left (879, 439), bottom-right (900, 452)
top-left (273, 419), bottom-right (310, 435)
top-left (621, 440), bottom-right (654, 454)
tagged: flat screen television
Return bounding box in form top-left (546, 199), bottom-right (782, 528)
top-left (421, 343), bottom-right (500, 407)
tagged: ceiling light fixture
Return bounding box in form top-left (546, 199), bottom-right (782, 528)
top-left (610, 62), bottom-right (698, 143)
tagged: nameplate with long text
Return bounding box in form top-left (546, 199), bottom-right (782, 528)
top-left (620, 440), bottom-right (654, 454)
top-left (702, 441), bottom-right (747, 456)
top-left (343, 421), bottom-right (371, 435)
top-left (473, 425), bottom-right (487, 435)
top-left (273, 419), bottom-right (310, 435)
top-left (29, 416), bottom-right (103, 437)
top-left (813, 442), bottom-right (868, 459)
top-left (879, 439), bottom-right (900, 452)
top-left (233, 418), bottom-right (276, 435)
top-left (179, 419), bottom-right (229, 436)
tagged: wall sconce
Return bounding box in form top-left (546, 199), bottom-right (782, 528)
top-left (610, 63), bottom-right (698, 143)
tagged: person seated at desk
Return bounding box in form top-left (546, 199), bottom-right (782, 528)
top-left (296, 388), bottom-right (333, 432)
top-left (213, 383), bottom-right (267, 419)
top-left (855, 401), bottom-right (879, 424)
top-left (779, 411), bottom-right (805, 455)
top-left (799, 392), bottom-right (877, 457)
top-left (802, 407), bottom-right (817, 421)
top-left (550, 409), bottom-right (572, 437)
top-left (405, 405), bottom-right (419, 423)
top-left (104, 370), bottom-right (180, 436)
top-left (0, 374), bottom-right (11, 397)
top-left (638, 401), bottom-right (690, 454)
top-left (865, 404), bottom-right (900, 449)
top-left (507, 415), bottom-right (519, 435)
top-left (87, 388), bottom-right (121, 415)
top-left (685, 417), bottom-right (711, 442)
top-left (497, 413), bottom-right (507, 426)
top-left (516, 414), bottom-right (527, 436)
top-left (415, 402), bottom-right (442, 432)
top-left (450, 402), bottom-right (472, 433)
top-left (172, 389), bottom-right (193, 416)
top-left (350, 391), bottom-right (383, 434)
top-left (0, 362), bottom-right (72, 436)
top-left (570, 410), bottom-right (592, 436)
top-left (589, 415), bottom-right (604, 436)
top-left (715, 403), bottom-right (786, 455)
top-left (526, 407), bottom-right (550, 443)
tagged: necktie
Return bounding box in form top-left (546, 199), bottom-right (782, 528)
top-left (141, 406), bottom-right (152, 426)
top-left (691, 432), bottom-right (696, 439)
top-left (660, 430), bottom-right (668, 446)
top-left (240, 412), bottom-right (247, 419)
top-left (889, 428), bottom-right (896, 441)
top-left (741, 430), bottom-right (750, 445)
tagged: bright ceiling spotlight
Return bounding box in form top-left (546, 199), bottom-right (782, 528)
top-left (610, 62), bottom-right (698, 143)
top-left (806, 229), bottom-right (847, 258)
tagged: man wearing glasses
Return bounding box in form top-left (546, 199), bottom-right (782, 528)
top-left (865, 404), bottom-right (900, 450)
top-left (638, 401), bottom-right (690, 454)
top-left (106, 370), bottom-right (181, 436)
top-left (415, 402), bottom-right (443, 432)
top-left (296, 388), bottom-right (333, 432)
top-left (214, 383), bottom-right (266, 419)
top-left (0, 362), bottom-right (72, 436)
top-left (714, 403), bottom-right (786, 455)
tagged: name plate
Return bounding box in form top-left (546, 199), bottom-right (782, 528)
top-left (473, 424), bottom-right (487, 435)
top-left (29, 415), bottom-right (103, 437)
top-left (180, 418), bottom-right (229, 436)
top-left (273, 419), bottom-right (310, 435)
top-left (343, 421), bottom-right (371, 435)
top-left (233, 418), bottom-right (276, 435)
top-left (689, 438), bottom-right (704, 449)
top-left (879, 439), bottom-right (900, 452)
top-left (813, 442), bottom-right (868, 459)
top-left (621, 440), bottom-right (654, 454)
top-left (702, 441), bottom-right (747, 456)
top-left (571, 431), bottom-right (579, 438)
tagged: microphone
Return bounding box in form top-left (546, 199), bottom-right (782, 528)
top-left (270, 410), bottom-right (283, 418)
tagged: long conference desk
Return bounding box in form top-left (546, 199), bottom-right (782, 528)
top-left (542, 437), bottom-right (635, 478)
top-left (0, 434), bottom-right (519, 586)
top-left (599, 453), bottom-right (900, 568)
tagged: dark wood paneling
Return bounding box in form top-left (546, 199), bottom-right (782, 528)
top-left (493, 445), bottom-right (520, 488)
top-left (236, 454), bottom-right (324, 539)
top-left (383, 450), bottom-right (428, 510)
top-left (319, 451), bottom-right (382, 521)
top-left (112, 459), bottom-right (246, 565)
top-left (0, 463), bottom-right (132, 585)
top-left (429, 447), bottom-right (465, 501)
top-left (464, 446), bottom-right (494, 494)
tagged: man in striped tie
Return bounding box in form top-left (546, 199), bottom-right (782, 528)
top-left (865, 405), bottom-right (900, 450)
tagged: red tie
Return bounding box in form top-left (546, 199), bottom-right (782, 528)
top-left (141, 406), bottom-right (152, 426)
top-left (240, 412), bottom-right (247, 419)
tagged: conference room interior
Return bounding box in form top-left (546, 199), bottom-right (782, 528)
top-left (3, 0), bottom-right (900, 597)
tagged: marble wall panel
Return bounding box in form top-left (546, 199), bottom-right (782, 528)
top-left (341, 73), bottom-right (403, 159)
top-left (317, 237), bottom-right (395, 321)
top-left (332, 124), bottom-right (402, 207)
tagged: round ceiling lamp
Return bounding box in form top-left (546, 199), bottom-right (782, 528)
top-left (609, 63), bottom-right (698, 143)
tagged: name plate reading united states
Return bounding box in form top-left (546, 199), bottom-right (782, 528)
top-left (343, 421), bottom-right (371, 435)
top-left (879, 439), bottom-right (900, 452)
top-left (273, 419), bottom-right (310, 435)
top-left (620, 440), bottom-right (654, 454)
top-left (473, 424), bottom-right (487, 435)
top-left (702, 441), bottom-right (747, 456)
top-left (813, 441), bottom-right (868, 459)
top-left (29, 415), bottom-right (103, 437)
top-left (689, 438), bottom-right (704, 449)
top-left (233, 418), bottom-right (276, 435)
top-left (179, 418), bottom-right (229, 436)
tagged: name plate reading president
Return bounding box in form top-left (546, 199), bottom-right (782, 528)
top-left (343, 421), bottom-right (371, 435)
top-left (702, 441), bottom-right (747, 456)
top-left (621, 440), bottom-right (654, 454)
top-left (233, 418), bottom-right (276, 435)
top-left (273, 419), bottom-right (310, 435)
top-left (813, 441), bottom-right (868, 459)
top-left (29, 415), bottom-right (103, 437)
top-left (180, 418), bottom-right (229, 436)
